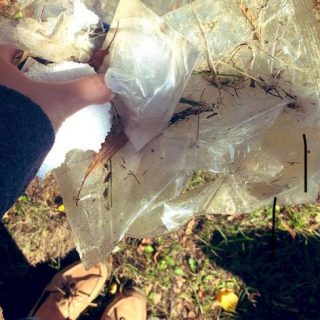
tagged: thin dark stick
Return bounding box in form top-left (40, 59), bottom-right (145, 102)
top-left (105, 21), bottom-right (120, 52)
top-left (196, 105), bottom-right (201, 147)
top-left (110, 101), bottom-right (119, 119)
top-left (109, 159), bottom-right (113, 208)
top-left (128, 169), bottom-right (141, 185)
top-left (196, 89), bottom-right (206, 147)
top-left (272, 197), bottom-right (277, 260)
top-left (120, 164), bottom-right (140, 185)
top-left (303, 134), bottom-right (308, 193)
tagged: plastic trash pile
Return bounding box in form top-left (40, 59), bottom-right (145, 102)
top-left (2, 0), bottom-right (320, 268)
top-left (0, 0), bottom-right (104, 62)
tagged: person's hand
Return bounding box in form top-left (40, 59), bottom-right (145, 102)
top-left (0, 45), bottom-right (113, 131)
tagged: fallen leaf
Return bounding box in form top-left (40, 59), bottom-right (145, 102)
top-left (141, 238), bottom-right (153, 245)
top-left (174, 267), bottom-right (185, 276)
top-left (77, 118), bottom-right (128, 202)
top-left (215, 289), bottom-right (239, 312)
top-left (111, 246), bottom-right (121, 254)
top-left (188, 257), bottom-right (197, 273)
top-left (152, 292), bottom-right (162, 305)
top-left (176, 278), bottom-right (186, 289)
top-left (158, 260), bottom-right (168, 270)
top-left (144, 284), bottom-right (153, 295)
top-left (280, 219), bottom-right (297, 239)
top-left (185, 218), bottom-right (196, 235)
top-left (187, 311), bottom-right (197, 318)
top-left (58, 204), bottom-right (65, 212)
top-left (153, 248), bottom-right (161, 264)
top-left (137, 244), bottom-right (145, 255)
top-left (144, 245), bottom-right (155, 254)
top-left (165, 256), bottom-right (175, 267)
top-left (109, 283), bottom-right (118, 295)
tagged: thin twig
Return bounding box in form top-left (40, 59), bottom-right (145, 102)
top-left (104, 21), bottom-right (120, 52)
top-left (190, 1), bottom-right (216, 73)
top-left (109, 159), bottom-right (113, 208)
top-left (215, 60), bottom-right (260, 82)
top-left (256, 44), bottom-right (310, 73)
top-left (196, 89), bottom-right (206, 147)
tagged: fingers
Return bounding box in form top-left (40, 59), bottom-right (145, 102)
top-left (0, 45), bottom-right (21, 64)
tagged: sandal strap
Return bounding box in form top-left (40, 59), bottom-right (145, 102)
top-left (29, 290), bottom-right (51, 316)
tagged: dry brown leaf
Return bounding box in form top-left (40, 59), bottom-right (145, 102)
top-left (141, 238), bottom-right (153, 245)
top-left (197, 290), bottom-right (205, 299)
top-left (176, 278), bottom-right (186, 289)
top-left (238, 4), bottom-right (260, 40)
top-left (0, 0), bottom-right (18, 17)
top-left (185, 217), bottom-right (196, 235)
top-left (152, 292), bottom-right (162, 305)
top-left (77, 117), bottom-right (128, 202)
top-left (137, 244), bottom-right (145, 255)
top-left (187, 310), bottom-right (197, 319)
top-left (144, 284), bottom-right (153, 296)
top-left (280, 219), bottom-right (297, 239)
top-left (153, 248), bottom-right (162, 264)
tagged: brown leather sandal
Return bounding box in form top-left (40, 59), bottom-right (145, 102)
top-left (100, 287), bottom-right (147, 320)
top-left (29, 261), bottom-right (109, 320)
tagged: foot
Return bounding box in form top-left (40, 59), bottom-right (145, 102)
top-left (0, 44), bottom-right (113, 131)
top-left (100, 287), bottom-right (147, 320)
top-left (29, 261), bottom-right (109, 320)
top-left (27, 74), bottom-right (113, 131)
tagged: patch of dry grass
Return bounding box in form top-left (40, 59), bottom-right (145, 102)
top-left (2, 174), bottom-right (74, 265)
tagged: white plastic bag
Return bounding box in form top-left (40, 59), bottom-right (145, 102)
top-left (103, 0), bottom-right (198, 150)
top-left (0, 0), bottom-right (102, 62)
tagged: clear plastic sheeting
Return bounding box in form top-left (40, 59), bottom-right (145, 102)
top-left (103, 0), bottom-right (194, 24)
top-left (0, 0), bottom-right (103, 62)
top-left (0, 0), bottom-right (194, 61)
top-left (103, 0), bottom-right (198, 150)
top-left (51, 0), bottom-right (320, 268)
top-left (56, 76), bottom-right (320, 268)
top-left (163, 0), bottom-right (253, 72)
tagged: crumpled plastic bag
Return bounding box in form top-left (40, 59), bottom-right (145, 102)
top-left (102, 0), bottom-right (194, 24)
top-left (53, 0), bottom-right (320, 269)
top-left (103, 0), bottom-right (198, 150)
top-left (163, 0), bottom-right (253, 72)
top-left (0, 0), bottom-right (193, 61)
top-left (56, 83), bottom-right (291, 266)
top-left (0, 0), bottom-right (103, 62)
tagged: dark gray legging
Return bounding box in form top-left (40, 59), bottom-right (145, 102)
top-left (0, 85), bottom-right (54, 217)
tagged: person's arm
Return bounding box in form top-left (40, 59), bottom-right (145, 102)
top-left (0, 85), bottom-right (55, 215)
top-left (0, 45), bottom-right (112, 217)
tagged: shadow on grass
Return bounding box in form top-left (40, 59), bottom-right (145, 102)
top-left (203, 229), bottom-right (320, 320)
top-left (0, 222), bottom-right (79, 320)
